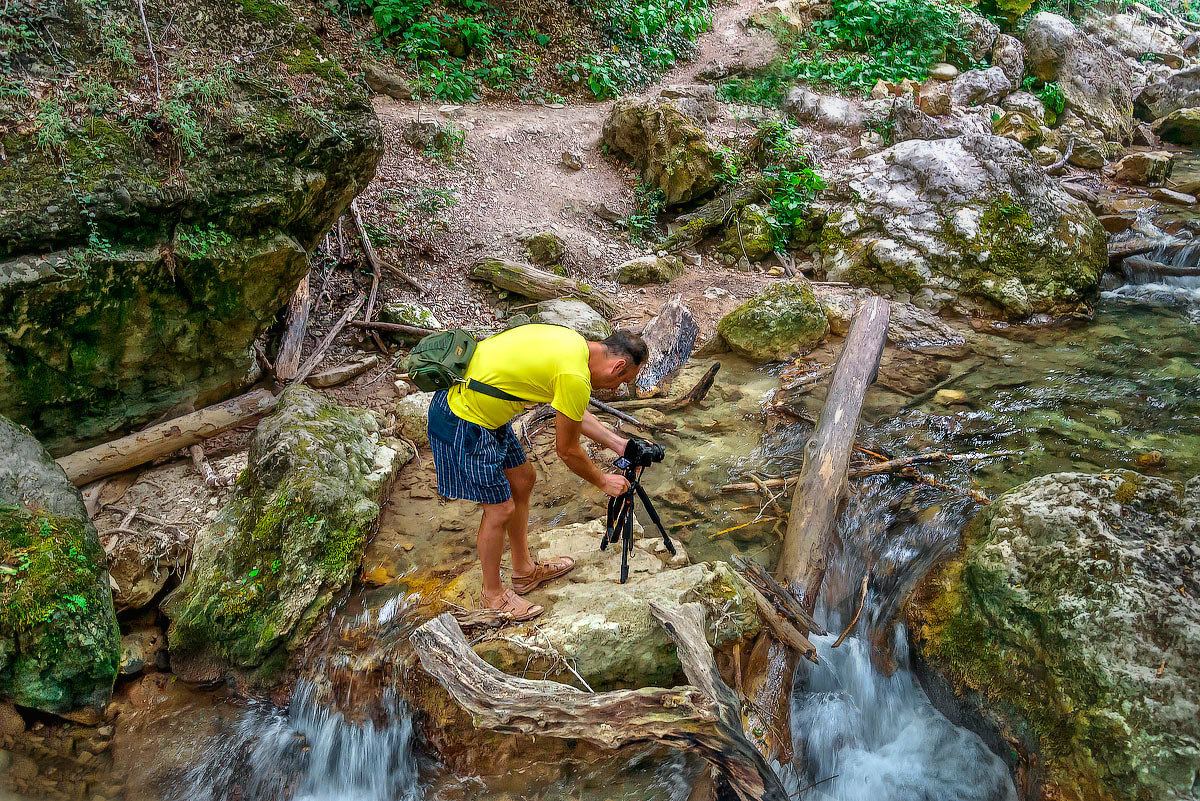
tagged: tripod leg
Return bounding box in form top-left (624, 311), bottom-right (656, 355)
top-left (633, 482), bottom-right (676, 556)
top-left (601, 495), bottom-right (618, 551)
top-left (620, 495), bottom-right (635, 584)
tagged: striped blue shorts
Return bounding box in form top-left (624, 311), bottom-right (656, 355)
top-left (427, 390), bottom-right (527, 504)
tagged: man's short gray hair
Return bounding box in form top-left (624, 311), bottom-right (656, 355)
top-left (600, 330), bottom-right (649, 366)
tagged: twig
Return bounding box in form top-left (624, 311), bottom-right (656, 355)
top-left (1044, 138), bottom-right (1075, 175)
top-left (291, 292), bottom-right (366, 386)
top-left (347, 320), bottom-right (437, 337)
top-left (135, 0), bottom-right (160, 98)
top-left (588, 397), bottom-right (662, 431)
top-left (748, 473), bottom-right (785, 518)
top-left (794, 775), bottom-right (839, 796)
top-left (832, 575), bottom-right (869, 648)
top-left (189, 444), bottom-right (233, 490)
top-left (350, 198), bottom-right (427, 294)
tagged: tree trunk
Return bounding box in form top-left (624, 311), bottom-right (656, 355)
top-left (470, 257), bottom-right (619, 317)
top-left (56, 389), bottom-right (280, 486)
top-left (410, 604), bottom-right (789, 801)
top-left (743, 295), bottom-right (891, 761)
top-left (274, 273), bottom-right (311, 381)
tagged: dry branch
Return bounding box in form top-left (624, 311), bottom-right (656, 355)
top-left (275, 273), bottom-right (311, 381)
top-left (731, 555), bottom-right (826, 637)
top-left (741, 580), bottom-right (818, 663)
top-left (410, 606), bottom-right (788, 801)
top-left (350, 198), bottom-right (427, 294)
top-left (189, 444), bottom-right (232, 490)
top-left (347, 320), bottom-right (437, 337)
top-left (720, 450), bottom-right (1016, 493)
top-left (291, 292), bottom-right (366, 386)
top-left (56, 389), bottom-right (279, 486)
top-left (470, 257), bottom-right (619, 316)
top-left (832, 575), bottom-right (869, 649)
top-left (610, 363), bottom-right (720, 412)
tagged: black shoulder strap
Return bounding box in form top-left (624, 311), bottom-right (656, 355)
top-left (466, 378), bottom-right (528, 404)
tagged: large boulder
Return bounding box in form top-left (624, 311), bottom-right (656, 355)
top-left (0, 416), bottom-right (119, 714)
top-left (0, 1), bottom-right (381, 455)
top-left (909, 471), bottom-right (1200, 801)
top-left (533, 298), bottom-right (612, 340)
top-left (1088, 13), bottom-right (1183, 61)
top-left (718, 204), bottom-right (775, 262)
top-left (616, 254), bottom-right (683, 285)
top-left (955, 8), bottom-right (1000, 64)
top-left (1153, 106), bottom-right (1200, 145)
top-left (1024, 12), bottom-right (1135, 142)
top-left (717, 280), bottom-right (829, 361)
top-left (446, 519), bottom-right (760, 690)
top-left (948, 67), bottom-right (1014, 108)
top-left (1136, 65), bottom-right (1200, 121)
top-left (602, 98), bottom-right (723, 206)
top-left (818, 134), bottom-right (1108, 318)
top-left (991, 34), bottom-right (1026, 88)
top-left (163, 387), bottom-right (409, 683)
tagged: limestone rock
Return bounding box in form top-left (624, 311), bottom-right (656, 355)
top-left (616, 254), bottom-right (683, 285)
top-left (818, 134), bottom-right (1108, 318)
top-left (930, 63), bottom-right (958, 81)
top-left (817, 290), bottom-right (968, 353)
top-left (948, 67), bottom-right (1014, 108)
top-left (783, 87), bottom-right (863, 132)
top-left (1153, 106), bottom-right (1200, 145)
top-left (523, 230), bottom-right (567, 267)
top-left (1088, 13), bottom-right (1184, 61)
top-left (956, 9), bottom-right (1000, 63)
top-left (918, 82), bottom-right (952, 116)
top-left (456, 519), bottom-right (759, 690)
top-left (1024, 12), bottom-right (1134, 141)
top-left (363, 63), bottom-right (414, 100)
top-left (380, 301), bottom-right (441, 341)
top-left (163, 387), bottom-right (410, 683)
top-left (1136, 65), bottom-right (1200, 121)
top-left (909, 471), bottom-right (1200, 801)
top-left (1151, 187), bottom-right (1196, 205)
top-left (1002, 91), bottom-right (1048, 125)
top-left (0, 6), bottom-right (381, 455)
top-left (992, 111), bottom-right (1043, 148)
top-left (991, 34), bottom-right (1025, 88)
top-left (395, 391), bottom-right (434, 448)
top-left (1048, 111), bottom-right (1111, 167)
top-left (602, 98), bottom-right (723, 206)
top-left (717, 280), bottom-right (829, 361)
top-left (718, 203), bottom-right (775, 262)
top-left (892, 98), bottom-right (995, 142)
top-left (0, 416), bottom-right (120, 714)
top-left (533, 299), bottom-right (612, 340)
top-left (1113, 151), bottom-right (1174, 185)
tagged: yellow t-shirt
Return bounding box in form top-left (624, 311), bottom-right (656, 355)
top-left (448, 324), bottom-right (592, 429)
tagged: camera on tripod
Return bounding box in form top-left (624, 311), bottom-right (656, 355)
top-left (602, 437), bottom-right (674, 584)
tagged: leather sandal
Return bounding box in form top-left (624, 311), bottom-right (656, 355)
top-left (512, 556), bottom-right (577, 595)
top-left (484, 589), bottom-right (544, 622)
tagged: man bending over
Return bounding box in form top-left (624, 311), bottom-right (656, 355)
top-left (427, 324), bottom-right (649, 621)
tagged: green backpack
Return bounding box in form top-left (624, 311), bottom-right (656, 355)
top-left (404, 329), bottom-right (526, 402)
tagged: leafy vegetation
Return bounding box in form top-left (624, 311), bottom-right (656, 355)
top-left (754, 122), bottom-right (825, 248)
top-left (626, 183), bottom-right (667, 245)
top-left (1022, 76), bottom-right (1065, 124)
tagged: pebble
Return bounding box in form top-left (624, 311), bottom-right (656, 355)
top-left (933, 389), bottom-right (968, 405)
top-left (930, 63), bottom-right (959, 81)
top-left (561, 150), bottom-right (583, 170)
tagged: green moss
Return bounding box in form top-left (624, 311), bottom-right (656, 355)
top-left (285, 48), bottom-right (348, 82)
top-left (717, 280), bottom-right (829, 361)
top-left (237, 0), bottom-right (292, 23)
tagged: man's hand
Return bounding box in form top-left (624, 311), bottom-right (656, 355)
top-left (599, 473), bottom-right (631, 497)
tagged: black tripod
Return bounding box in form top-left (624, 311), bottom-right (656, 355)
top-left (601, 456), bottom-right (676, 583)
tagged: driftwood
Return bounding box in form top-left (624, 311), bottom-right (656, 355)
top-left (731, 555), bottom-right (826, 637)
top-left (56, 389), bottom-right (280, 486)
top-left (611, 363), bottom-right (720, 413)
top-left (350, 198), bottom-right (427, 294)
top-left (720, 450), bottom-right (1017, 493)
top-left (470, 257), bottom-right (619, 316)
top-left (347, 320), bottom-right (437, 337)
top-left (741, 580), bottom-right (818, 663)
top-left (1123, 255), bottom-right (1200, 278)
top-left (411, 605), bottom-right (788, 801)
top-left (292, 292), bottom-right (366, 386)
top-left (188, 444), bottom-right (232, 490)
top-left (742, 296), bottom-right (890, 763)
top-left (274, 273), bottom-right (312, 381)
top-left (832, 575), bottom-right (870, 648)
top-left (634, 295), bottom-right (698, 396)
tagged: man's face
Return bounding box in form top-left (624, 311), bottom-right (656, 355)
top-left (595, 357), bottom-right (642, 390)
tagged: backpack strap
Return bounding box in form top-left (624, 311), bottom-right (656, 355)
top-left (466, 378), bottom-right (529, 404)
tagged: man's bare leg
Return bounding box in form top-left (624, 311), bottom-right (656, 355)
top-left (478, 499), bottom-right (514, 602)
top-left (504, 461), bottom-right (537, 577)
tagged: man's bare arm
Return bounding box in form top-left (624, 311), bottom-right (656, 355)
top-left (580, 410), bottom-right (629, 455)
top-left (555, 412), bottom-right (628, 497)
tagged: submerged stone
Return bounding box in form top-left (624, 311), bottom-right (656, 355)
top-left (0, 416), bottom-right (119, 715)
top-left (909, 471), bottom-right (1200, 801)
top-left (163, 387), bottom-right (410, 684)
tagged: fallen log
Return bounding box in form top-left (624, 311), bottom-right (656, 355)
top-left (611, 363), bottom-right (719, 413)
top-left (742, 295), bottom-right (890, 763)
top-left (56, 389), bottom-right (280, 486)
top-left (291, 292), bottom-right (366, 386)
top-left (274, 273), bottom-right (311, 381)
top-left (720, 450), bottom-right (1018, 493)
top-left (410, 604), bottom-right (789, 801)
top-left (470, 257), bottom-right (619, 317)
top-left (588, 397), bottom-right (666, 432)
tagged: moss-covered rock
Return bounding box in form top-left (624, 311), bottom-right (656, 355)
top-left (0, 0), bottom-right (382, 455)
top-left (602, 98), bottom-right (724, 206)
top-left (163, 387), bottom-right (411, 683)
top-left (379, 301), bottom-right (441, 342)
top-left (819, 134), bottom-right (1107, 318)
top-left (908, 471), bottom-right (1200, 801)
top-left (717, 280), bottom-right (829, 361)
top-left (718, 204), bottom-right (775, 262)
top-left (992, 111), bottom-right (1043, 148)
top-left (615, 254), bottom-right (683, 285)
top-left (1153, 107), bottom-right (1200, 146)
top-left (0, 416), bottom-right (119, 715)
top-left (522, 230), bottom-right (567, 269)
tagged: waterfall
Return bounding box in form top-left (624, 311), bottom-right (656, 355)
top-left (1110, 236), bottom-right (1200, 306)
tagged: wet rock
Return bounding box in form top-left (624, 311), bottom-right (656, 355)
top-left (119, 623), bottom-right (166, 676)
top-left (909, 471), bottom-right (1200, 801)
top-left (0, 8), bottom-right (380, 455)
top-left (1136, 65), bottom-right (1200, 121)
top-left (991, 34), bottom-right (1025, 88)
top-left (394, 391), bottom-right (434, 448)
top-left (363, 63), bottom-right (414, 100)
top-left (602, 98), bottom-right (723, 206)
top-left (1002, 91), bottom-right (1048, 125)
top-left (635, 296), bottom-right (698, 396)
top-left (1098, 213), bottom-right (1136, 234)
top-left (1153, 106), bottom-right (1200, 145)
top-left (522, 230), bottom-right (567, 267)
top-left (717, 280), bottom-right (829, 361)
top-left (818, 134), bottom-right (1108, 319)
top-left (992, 111), bottom-right (1043, 148)
top-left (1151, 187), bottom-right (1197, 205)
top-left (0, 416), bottom-right (120, 715)
top-left (930, 63), bottom-right (958, 81)
top-left (380, 301), bottom-right (441, 341)
top-left (817, 290), bottom-right (968, 353)
top-left (718, 203), bottom-right (775, 262)
top-left (1113, 151), bottom-right (1174, 185)
top-left (163, 387), bottom-right (411, 684)
top-left (448, 519), bottom-right (759, 690)
top-left (533, 299), bottom-right (612, 340)
top-left (1024, 12), bottom-right (1135, 141)
top-left (948, 67), bottom-right (1013, 108)
top-left (616, 254), bottom-right (682, 285)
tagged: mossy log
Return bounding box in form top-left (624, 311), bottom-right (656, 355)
top-left (411, 603), bottom-right (789, 801)
top-left (470, 258), bottom-right (618, 317)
